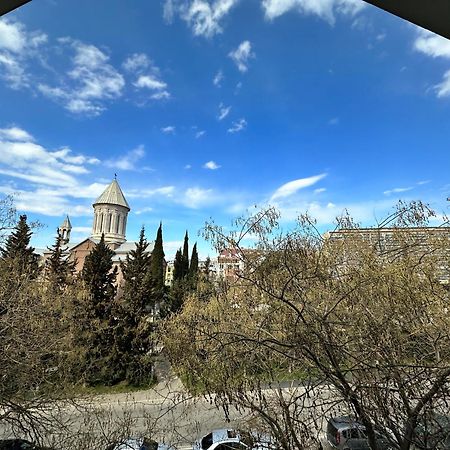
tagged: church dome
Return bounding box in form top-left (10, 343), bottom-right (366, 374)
top-left (91, 178), bottom-right (130, 245)
top-left (93, 179), bottom-right (130, 210)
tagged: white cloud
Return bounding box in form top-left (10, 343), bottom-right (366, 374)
top-left (0, 128), bottom-right (99, 188)
top-left (262, 0), bottom-right (364, 24)
top-left (106, 145), bottom-right (145, 171)
top-left (218, 103), bottom-right (231, 120)
top-left (39, 39), bottom-right (125, 116)
top-left (0, 19), bottom-right (27, 53)
top-left (196, 130), bottom-right (206, 138)
top-left (135, 206), bottom-right (154, 215)
top-left (0, 19), bottom-right (47, 89)
top-left (183, 187), bottom-right (214, 208)
top-left (203, 160), bottom-right (221, 170)
top-left (271, 173), bottom-right (327, 200)
top-left (213, 70), bottom-right (224, 86)
top-left (134, 74), bottom-right (167, 90)
top-left (414, 30), bottom-right (450, 59)
top-left (167, 0), bottom-right (240, 37)
top-left (161, 125), bottom-right (176, 134)
top-left (184, 164), bottom-right (192, 169)
top-left (229, 40), bottom-right (254, 72)
top-left (122, 53), bottom-right (150, 72)
top-left (151, 90), bottom-right (171, 100)
top-left (0, 127), bottom-right (105, 217)
top-left (314, 187), bottom-right (326, 194)
top-left (126, 186), bottom-right (175, 198)
top-left (0, 126), bottom-right (34, 142)
top-left (228, 118), bottom-right (247, 133)
top-left (434, 70), bottom-right (450, 98)
top-left (383, 186), bottom-right (413, 196)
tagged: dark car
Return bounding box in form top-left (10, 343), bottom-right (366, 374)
top-left (0, 440), bottom-right (52, 450)
top-left (327, 416), bottom-right (391, 450)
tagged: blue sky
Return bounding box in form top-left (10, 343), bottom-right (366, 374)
top-left (0, 0), bottom-right (449, 259)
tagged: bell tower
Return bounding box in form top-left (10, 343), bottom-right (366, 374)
top-left (58, 215), bottom-right (72, 245)
top-left (91, 177), bottom-right (130, 245)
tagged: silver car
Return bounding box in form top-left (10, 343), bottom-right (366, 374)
top-left (193, 429), bottom-right (273, 450)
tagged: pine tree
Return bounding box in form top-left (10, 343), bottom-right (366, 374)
top-left (117, 226), bottom-right (155, 385)
top-left (78, 234), bottom-right (119, 384)
top-left (45, 232), bottom-right (76, 291)
top-left (182, 231), bottom-right (189, 278)
top-left (1, 214), bottom-right (39, 278)
top-left (81, 234), bottom-right (117, 317)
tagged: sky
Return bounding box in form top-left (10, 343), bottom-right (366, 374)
top-left (0, 0), bottom-right (449, 260)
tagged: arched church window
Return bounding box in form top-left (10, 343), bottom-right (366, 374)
top-left (107, 213), bottom-right (112, 232)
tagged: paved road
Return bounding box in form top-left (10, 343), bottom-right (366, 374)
top-left (0, 360), bottom-right (336, 449)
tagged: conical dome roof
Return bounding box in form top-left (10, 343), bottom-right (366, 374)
top-left (94, 179), bottom-right (130, 210)
top-left (60, 215), bottom-right (72, 229)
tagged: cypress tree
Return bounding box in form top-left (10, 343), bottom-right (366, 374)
top-left (120, 226), bottom-right (152, 310)
top-left (182, 231), bottom-right (189, 278)
top-left (173, 248), bottom-right (183, 281)
top-left (150, 222), bottom-right (165, 293)
top-left (189, 242), bottom-right (199, 288)
top-left (1, 214), bottom-right (39, 278)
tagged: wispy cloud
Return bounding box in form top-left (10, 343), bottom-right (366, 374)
top-left (39, 38), bottom-right (125, 116)
top-left (261, 0), bottom-right (365, 24)
top-left (165, 0), bottom-right (240, 37)
top-left (203, 160), bottom-right (221, 170)
top-left (413, 29), bottom-right (450, 98)
top-left (0, 125), bottom-right (106, 216)
top-left (0, 18), bottom-right (47, 89)
top-left (229, 40), bottom-right (254, 72)
top-left (0, 126), bottom-right (34, 142)
top-left (0, 125), bottom-right (99, 188)
top-left (106, 145), bottom-right (146, 171)
top-left (271, 173), bottom-right (327, 201)
top-left (228, 118), bottom-right (247, 133)
top-left (213, 70), bottom-right (224, 87)
top-left (217, 103), bottom-right (231, 120)
top-left (161, 125), bottom-right (176, 134)
top-left (196, 130), bottom-right (206, 139)
top-left (383, 186), bottom-right (413, 196)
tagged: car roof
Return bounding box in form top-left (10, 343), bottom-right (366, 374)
top-left (210, 429), bottom-right (240, 444)
top-left (330, 416), bottom-right (365, 429)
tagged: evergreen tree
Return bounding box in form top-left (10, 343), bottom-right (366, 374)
top-left (150, 222), bottom-right (165, 296)
top-left (189, 242), bottom-right (199, 288)
top-left (173, 248), bottom-right (183, 281)
top-left (120, 226), bottom-right (152, 310)
top-left (117, 226), bottom-right (155, 385)
top-left (1, 214), bottom-right (38, 278)
top-left (81, 234), bottom-right (117, 317)
top-left (182, 231), bottom-right (189, 278)
top-left (77, 234), bottom-right (119, 384)
top-left (45, 232), bottom-right (76, 291)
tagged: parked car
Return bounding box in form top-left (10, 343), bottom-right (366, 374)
top-left (327, 416), bottom-right (391, 450)
top-left (106, 437), bottom-right (171, 450)
top-left (193, 429), bottom-right (273, 450)
top-left (413, 413), bottom-right (450, 449)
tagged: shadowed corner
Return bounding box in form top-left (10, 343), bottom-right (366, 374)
top-left (0, 0), bottom-right (32, 17)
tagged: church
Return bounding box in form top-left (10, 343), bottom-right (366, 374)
top-left (45, 178), bottom-right (154, 284)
